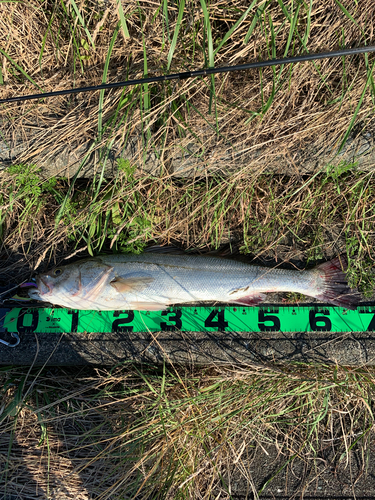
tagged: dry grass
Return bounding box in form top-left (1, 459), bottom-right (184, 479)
top-left (0, 0), bottom-right (374, 176)
top-left (1, 363), bottom-right (375, 499)
top-left (0, 0), bottom-right (374, 286)
top-left (0, 1), bottom-right (374, 288)
top-left (0, 161), bottom-right (374, 296)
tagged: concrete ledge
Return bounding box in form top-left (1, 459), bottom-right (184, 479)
top-left (1, 122), bottom-right (375, 177)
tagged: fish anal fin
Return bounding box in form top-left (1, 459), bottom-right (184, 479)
top-left (130, 301), bottom-right (168, 311)
top-left (230, 293), bottom-right (266, 307)
top-left (110, 276), bottom-right (154, 293)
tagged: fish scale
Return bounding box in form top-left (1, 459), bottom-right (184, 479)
top-left (104, 255), bottom-right (310, 298)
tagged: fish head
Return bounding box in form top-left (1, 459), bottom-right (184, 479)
top-left (30, 263), bottom-right (82, 300)
top-left (29, 259), bottom-right (115, 305)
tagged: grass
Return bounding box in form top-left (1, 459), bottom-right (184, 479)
top-left (0, 0), bottom-right (375, 498)
top-left (0, 1), bottom-right (374, 181)
top-left (0, 159), bottom-right (374, 295)
top-left (1, 362), bottom-right (375, 498)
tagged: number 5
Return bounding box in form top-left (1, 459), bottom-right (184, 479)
top-left (258, 311), bottom-right (280, 332)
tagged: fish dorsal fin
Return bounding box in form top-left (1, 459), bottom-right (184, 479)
top-left (145, 245), bottom-right (186, 255)
top-left (110, 275), bottom-right (154, 293)
top-left (145, 244), bottom-right (241, 259)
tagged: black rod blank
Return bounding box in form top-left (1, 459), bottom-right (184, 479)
top-left (1, 45), bottom-right (374, 104)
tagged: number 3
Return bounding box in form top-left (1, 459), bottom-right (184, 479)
top-left (160, 310), bottom-right (182, 331)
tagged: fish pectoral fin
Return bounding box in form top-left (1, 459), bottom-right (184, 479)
top-left (81, 266), bottom-right (114, 300)
top-left (110, 275), bottom-right (154, 293)
top-left (229, 293), bottom-right (266, 306)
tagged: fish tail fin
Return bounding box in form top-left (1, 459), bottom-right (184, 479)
top-left (312, 256), bottom-right (360, 310)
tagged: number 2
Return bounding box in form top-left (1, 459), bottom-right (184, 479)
top-left (112, 311), bottom-right (135, 332)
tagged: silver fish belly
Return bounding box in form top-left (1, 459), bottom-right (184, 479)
top-left (28, 254), bottom-right (359, 310)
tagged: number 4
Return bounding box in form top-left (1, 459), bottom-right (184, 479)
top-left (204, 310), bottom-right (228, 330)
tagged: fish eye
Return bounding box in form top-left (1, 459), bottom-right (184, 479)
top-left (53, 268), bottom-right (63, 277)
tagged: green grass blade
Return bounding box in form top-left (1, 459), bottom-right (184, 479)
top-left (69, 0), bottom-right (95, 48)
top-left (59, 0), bottom-right (84, 74)
top-left (275, 0), bottom-right (333, 96)
top-left (142, 31), bottom-right (150, 114)
top-left (117, 0), bottom-right (130, 38)
top-left (302, 0), bottom-right (313, 45)
top-left (213, 0), bottom-right (258, 56)
top-left (200, 0), bottom-right (213, 68)
top-left (258, 13), bottom-right (277, 116)
top-left (0, 49), bottom-right (43, 90)
top-left (333, 0), bottom-right (361, 30)
top-left (283, 1), bottom-right (301, 58)
top-left (337, 60), bottom-right (375, 154)
top-left (163, 0), bottom-right (171, 42)
top-left (137, 6), bottom-right (151, 157)
top-left (39, 11), bottom-right (55, 71)
top-left (98, 23), bottom-right (121, 137)
top-left (167, 0), bottom-right (185, 71)
top-left (246, 2), bottom-right (301, 120)
top-left (271, 0), bottom-right (301, 91)
top-left (269, 12), bottom-right (276, 59)
top-left (244, 0), bottom-right (271, 44)
top-left (200, 0), bottom-right (215, 116)
top-left (0, 376), bottom-right (25, 423)
top-left (364, 51), bottom-right (375, 106)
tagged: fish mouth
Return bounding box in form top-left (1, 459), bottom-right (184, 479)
top-left (28, 288), bottom-right (41, 300)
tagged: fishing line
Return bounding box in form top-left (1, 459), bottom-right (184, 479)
top-left (0, 45), bottom-right (374, 104)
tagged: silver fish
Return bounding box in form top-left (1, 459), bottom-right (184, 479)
top-left (28, 253), bottom-right (359, 310)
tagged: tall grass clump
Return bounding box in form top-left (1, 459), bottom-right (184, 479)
top-left (0, 1), bottom-right (374, 183)
top-left (1, 362), bottom-right (375, 498)
top-left (0, 160), bottom-right (373, 295)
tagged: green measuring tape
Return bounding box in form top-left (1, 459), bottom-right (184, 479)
top-left (1, 305), bottom-right (374, 334)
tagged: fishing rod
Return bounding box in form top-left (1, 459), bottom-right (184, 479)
top-left (1, 45), bottom-right (375, 104)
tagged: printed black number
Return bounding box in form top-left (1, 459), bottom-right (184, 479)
top-left (0, 309), bottom-right (10, 333)
top-left (258, 311), bottom-right (281, 332)
top-left (68, 310), bottom-right (79, 333)
top-left (204, 310), bottom-right (228, 330)
top-left (367, 314), bottom-right (375, 331)
top-left (17, 308), bottom-right (39, 334)
top-left (112, 311), bottom-right (135, 332)
top-left (160, 310), bottom-right (182, 331)
top-left (309, 310), bottom-right (332, 331)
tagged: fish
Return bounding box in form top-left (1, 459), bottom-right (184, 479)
top-left (27, 253), bottom-right (360, 311)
